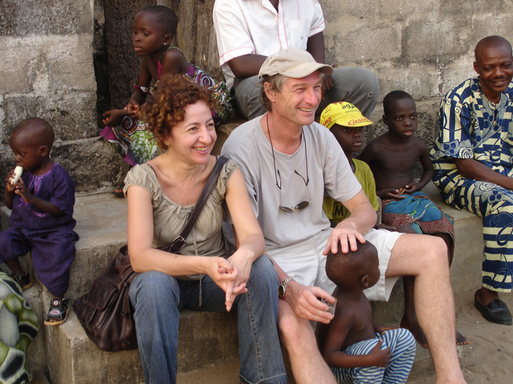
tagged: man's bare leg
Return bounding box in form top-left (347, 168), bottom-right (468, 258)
top-left (386, 234), bottom-right (467, 384)
top-left (278, 300), bottom-right (336, 384)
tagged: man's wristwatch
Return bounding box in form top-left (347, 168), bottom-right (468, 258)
top-left (278, 277), bottom-right (294, 299)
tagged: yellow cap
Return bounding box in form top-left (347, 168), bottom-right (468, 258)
top-left (320, 101), bottom-right (373, 129)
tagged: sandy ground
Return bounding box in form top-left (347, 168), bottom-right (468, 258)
top-left (453, 292), bottom-right (513, 384)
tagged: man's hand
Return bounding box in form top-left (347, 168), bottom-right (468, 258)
top-left (323, 221), bottom-right (366, 255)
top-left (284, 280), bottom-right (335, 323)
top-left (228, 54), bottom-right (267, 79)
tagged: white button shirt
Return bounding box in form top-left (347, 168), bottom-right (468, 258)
top-left (213, 0), bottom-right (325, 88)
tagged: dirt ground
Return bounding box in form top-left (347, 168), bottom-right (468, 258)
top-left (453, 291), bottom-right (513, 384)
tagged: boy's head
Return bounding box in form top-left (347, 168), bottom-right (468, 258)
top-left (9, 118), bottom-right (54, 172)
top-left (326, 240), bottom-right (380, 291)
top-left (137, 5), bottom-right (178, 37)
top-left (320, 102), bottom-right (373, 156)
top-left (382, 91), bottom-right (418, 139)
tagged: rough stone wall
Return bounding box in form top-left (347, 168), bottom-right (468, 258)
top-left (322, 0), bottom-right (513, 101)
top-left (320, 0), bottom-right (513, 149)
top-left (0, 0), bottom-right (126, 201)
top-left (1, 0), bottom-right (512, 196)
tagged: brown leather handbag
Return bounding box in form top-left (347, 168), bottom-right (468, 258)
top-left (73, 156), bottom-right (228, 352)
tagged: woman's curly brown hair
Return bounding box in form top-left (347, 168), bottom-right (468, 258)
top-left (138, 74), bottom-right (217, 150)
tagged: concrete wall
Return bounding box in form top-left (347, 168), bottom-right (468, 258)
top-left (1, 0), bottom-right (512, 196)
top-left (320, 0), bottom-right (513, 147)
top-left (0, 0), bottom-right (126, 200)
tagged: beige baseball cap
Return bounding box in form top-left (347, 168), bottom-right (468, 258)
top-left (258, 48), bottom-right (333, 78)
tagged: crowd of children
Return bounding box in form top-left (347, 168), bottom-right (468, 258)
top-left (1, 4), bottom-right (472, 384)
top-left (317, 96), bottom-right (468, 380)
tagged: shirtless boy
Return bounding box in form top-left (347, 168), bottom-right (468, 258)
top-left (359, 91), bottom-right (466, 347)
top-left (317, 240), bottom-right (416, 383)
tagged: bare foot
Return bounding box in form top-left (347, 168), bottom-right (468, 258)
top-left (456, 330), bottom-right (469, 345)
top-left (401, 315), bottom-right (469, 347)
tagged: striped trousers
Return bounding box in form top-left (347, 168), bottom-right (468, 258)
top-left (451, 180), bottom-right (513, 292)
top-left (330, 328), bottom-right (416, 384)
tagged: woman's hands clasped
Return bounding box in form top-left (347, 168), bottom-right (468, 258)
top-left (207, 250), bottom-right (253, 312)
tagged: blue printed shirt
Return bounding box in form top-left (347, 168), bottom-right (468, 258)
top-left (430, 77), bottom-right (513, 204)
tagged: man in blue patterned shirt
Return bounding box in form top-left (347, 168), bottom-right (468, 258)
top-left (430, 35), bottom-right (513, 325)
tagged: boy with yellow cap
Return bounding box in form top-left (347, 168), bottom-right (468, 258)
top-left (320, 101), bottom-right (379, 225)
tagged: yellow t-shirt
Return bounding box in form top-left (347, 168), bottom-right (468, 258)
top-left (323, 159), bottom-right (379, 223)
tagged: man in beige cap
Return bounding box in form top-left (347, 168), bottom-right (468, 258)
top-left (222, 48), bottom-right (467, 384)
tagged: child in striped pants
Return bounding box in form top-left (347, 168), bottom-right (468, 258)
top-left (316, 240), bottom-right (416, 383)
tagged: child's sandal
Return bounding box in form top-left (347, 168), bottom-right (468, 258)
top-left (44, 298), bottom-right (69, 326)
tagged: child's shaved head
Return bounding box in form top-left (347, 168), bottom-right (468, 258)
top-left (139, 5), bottom-right (178, 37)
top-left (326, 240), bottom-right (379, 289)
top-left (383, 90), bottom-right (414, 118)
top-left (12, 117), bottom-right (55, 149)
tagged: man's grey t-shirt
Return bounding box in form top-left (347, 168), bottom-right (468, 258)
top-left (221, 115), bottom-right (362, 251)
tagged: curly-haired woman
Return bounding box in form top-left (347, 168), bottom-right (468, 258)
top-left (125, 75), bottom-right (286, 384)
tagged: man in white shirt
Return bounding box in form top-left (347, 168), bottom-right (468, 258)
top-left (222, 48), bottom-right (468, 384)
top-left (213, 0), bottom-right (378, 120)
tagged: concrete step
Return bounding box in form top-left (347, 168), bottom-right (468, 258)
top-left (19, 281), bottom-right (240, 384)
top-left (45, 308), bottom-right (239, 384)
top-left (424, 182), bottom-right (484, 307)
top-left (372, 182), bottom-right (484, 323)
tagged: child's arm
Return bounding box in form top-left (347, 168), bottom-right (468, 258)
top-left (102, 60), bottom-right (152, 126)
top-left (403, 141), bottom-right (434, 193)
top-left (128, 59), bottom-right (152, 107)
top-left (124, 62), bottom-right (152, 119)
top-left (128, 50), bottom-right (188, 118)
top-left (13, 179), bottom-right (64, 216)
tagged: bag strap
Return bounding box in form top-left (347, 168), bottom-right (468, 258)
top-left (164, 155), bottom-right (229, 253)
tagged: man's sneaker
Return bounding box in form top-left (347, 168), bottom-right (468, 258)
top-left (11, 271), bottom-right (33, 291)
